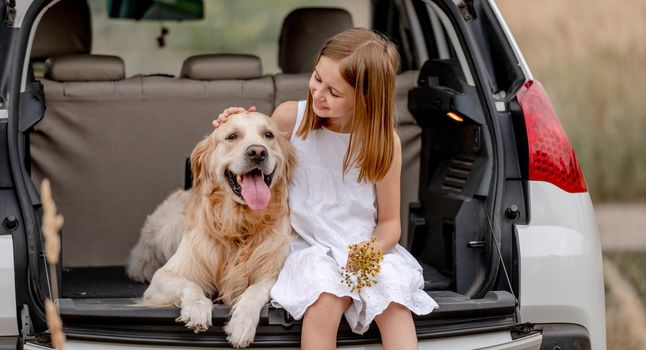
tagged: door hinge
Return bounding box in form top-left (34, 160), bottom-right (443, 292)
top-left (510, 322), bottom-right (540, 339)
top-left (21, 305), bottom-right (35, 342)
top-left (4, 0), bottom-right (17, 26)
top-left (452, 0), bottom-right (474, 21)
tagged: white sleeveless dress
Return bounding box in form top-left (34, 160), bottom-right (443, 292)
top-left (270, 100), bottom-right (438, 334)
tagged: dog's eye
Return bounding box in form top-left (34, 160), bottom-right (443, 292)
top-left (226, 133), bottom-right (238, 141)
top-left (265, 131), bottom-right (274, 139)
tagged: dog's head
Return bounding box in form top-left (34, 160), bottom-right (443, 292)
top-left (190, 112), bottom-right (296, 211)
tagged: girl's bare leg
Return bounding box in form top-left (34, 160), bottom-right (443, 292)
top-left (301, 293), bottom-right (352, 350)
top-left (374, 302), bottom-right (418, 350)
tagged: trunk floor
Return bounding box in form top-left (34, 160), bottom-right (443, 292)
top-left (62, 266), bottom-right (148, 298)
top-left (62, 263), bottom-right (452, 299)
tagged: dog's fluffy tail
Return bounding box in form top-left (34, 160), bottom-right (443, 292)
top-left (126, 189), bottom-right (189, 282)
top-left (126, 239), bottom-right (165, 282)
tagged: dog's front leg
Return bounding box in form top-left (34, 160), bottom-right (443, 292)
top-left (224, 279), bottom-right (275, 348)
top-left (144, 268), bottom-right (213, 333)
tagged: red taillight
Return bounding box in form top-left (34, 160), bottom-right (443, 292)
top-left (516, 80), bottom-right (587, 193)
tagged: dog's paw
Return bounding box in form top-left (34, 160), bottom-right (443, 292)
top-left (176, 297), bottom-right (213, 333)
top-left (224, 309), bottom-right (259, 348)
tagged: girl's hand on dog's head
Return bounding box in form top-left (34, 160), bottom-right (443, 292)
top-left (213, 106), bottom-right (257, 128)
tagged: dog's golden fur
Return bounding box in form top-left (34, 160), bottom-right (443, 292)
top-left (185, 118), bottom-right (294, 304)
top-left (127, 112), bottom-right (295, 348)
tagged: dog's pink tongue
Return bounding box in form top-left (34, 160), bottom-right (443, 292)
top-left (240, 172), bottom-right (271, 211)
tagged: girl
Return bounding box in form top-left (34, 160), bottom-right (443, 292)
top-left (214, 27), bottom-right (438, 350)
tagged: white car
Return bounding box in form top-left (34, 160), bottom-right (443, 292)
top-left (0, 0), bottom-right (604, 349)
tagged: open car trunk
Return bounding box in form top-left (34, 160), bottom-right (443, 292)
top-left (45, 54), bottom-right (518, 340)
top-left (13, 0), bottom-right (528, 346)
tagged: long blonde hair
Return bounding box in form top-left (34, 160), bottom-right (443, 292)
top-left (296, 27), bottom-right (400, 183)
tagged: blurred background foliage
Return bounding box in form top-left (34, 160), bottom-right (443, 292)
top-left (498, 0), bottom-right (646, 202)
top-left (89, 0), bottom-right (369, 75)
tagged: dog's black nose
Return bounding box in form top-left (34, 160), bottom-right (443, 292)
top-left (246, 145), bottom-right (268, 162)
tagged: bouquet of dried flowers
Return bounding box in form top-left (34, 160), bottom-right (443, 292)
top-left (341, 237), bottom-right (384, 292)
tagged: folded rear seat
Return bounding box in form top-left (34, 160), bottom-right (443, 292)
top-left (273, 8), bottom-right (422, 246)
top-left (31, 53), bottom-right (274, 267)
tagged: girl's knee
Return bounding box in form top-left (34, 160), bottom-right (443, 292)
top-left (375, 302), bottom-right (412, 323)
top-left (386, 302), bottom-right (409, 313)
top-left (311, 293), bottom-right (351, 311)
top-left (305, 293), bottom-right (351, 320)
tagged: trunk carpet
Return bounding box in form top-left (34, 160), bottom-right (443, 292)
top-left (61, 262), bottom-right (451, 299)
top-left (62, 266), bottom-right (148, 298)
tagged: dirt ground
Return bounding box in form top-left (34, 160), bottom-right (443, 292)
top-left (595, 203), bottom-right (646, 349)
top-left (595, 203), bottom-right (646, 251)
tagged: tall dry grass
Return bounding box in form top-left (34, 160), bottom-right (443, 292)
top-left (603, 257), bottom-right (646, 350)
top-left (498, 0), bottom-right (646, 201)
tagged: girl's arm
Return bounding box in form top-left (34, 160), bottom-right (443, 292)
top-left (270, 101), bottom-right (298, 139)
top-left (373, 132), bottom-right (403, 254)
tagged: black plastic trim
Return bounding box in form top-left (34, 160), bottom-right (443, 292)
top-left (537, 324), bottom-right (591, 350)
top-left (6, 0), bottom-right (50, 333)
top-left (53, 291), bottom-right (517, 346)
top-left (59, 291), bottom-right (516, 322)
top-left (416, 0), bottom-right (508, 301)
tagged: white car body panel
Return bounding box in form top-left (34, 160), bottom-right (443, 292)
top-left (0, 235), bottom-right (18, 336)
top-left (516, 181), bottom-right (605, 349)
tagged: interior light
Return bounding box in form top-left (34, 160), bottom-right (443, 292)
top-left (446, 112), bottom-right (464, 122)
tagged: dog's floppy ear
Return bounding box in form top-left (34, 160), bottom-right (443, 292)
top-left (278, 135), bottom-right (297, 183)
top-left (190, 135), bottom-right (215, 191)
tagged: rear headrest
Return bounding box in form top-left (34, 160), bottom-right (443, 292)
top-left (31, 0), bottom-right (92, 60)
top-left (44, 54), bottom-right (125, 82)
top-left (279, 8), bottom-right (353, 74)
top-left (180, 54), bottom-right (263, 80)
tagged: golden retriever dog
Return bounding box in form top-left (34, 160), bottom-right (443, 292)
top-left (126, 112), bottom-right (295, 348)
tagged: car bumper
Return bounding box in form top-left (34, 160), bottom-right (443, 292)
top-left (517, 181), bottom-right (605, 349)
top-left (24, 331), bottom-right (543, 350)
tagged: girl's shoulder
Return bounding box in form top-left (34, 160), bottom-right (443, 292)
top-left (271, 101), bottom-right (299, 139)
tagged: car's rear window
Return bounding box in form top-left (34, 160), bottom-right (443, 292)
top-left (88, 0), bottom-right (371, 76)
